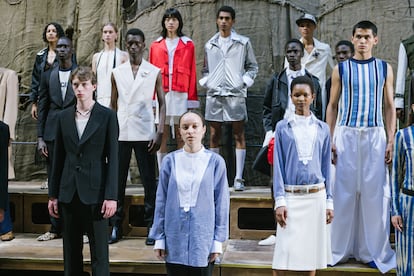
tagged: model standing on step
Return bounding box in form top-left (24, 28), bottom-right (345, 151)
top-left (92, 22), bottom-right (128, 108)
top-left (48, 66), bottom-right (118, 276)
top-left (149, 111), bottom-right (229, 276)
top-left (272, 76), bottom-right (333, 276)
top-left (391, 92), bottom-right (414, 276)
top-left (149, 8), bottom-right (198, 171)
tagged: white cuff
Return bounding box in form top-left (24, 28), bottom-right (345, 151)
top-left (210, 240), bottom-right (223, 254)
top-left (153, 239), bottom-right (165, 250)
top-left (243, 75), bottom-right (254, 88)
top-left (263, 131), bottom-right (274, 147)
top-left (199, 76), bottom-right (208, 87)
top-left (275, 196), bottom-right (287, 209)
top-left (394, 97), bottom-right (404, 109)
top-left (326, 199), bottom-right (334, 210)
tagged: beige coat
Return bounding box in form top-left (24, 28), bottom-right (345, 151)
top-left (0, 68), bottom-right (18, 179)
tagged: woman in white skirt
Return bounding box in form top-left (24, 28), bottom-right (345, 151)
top-left (272, 76), bottom-right (334, 276)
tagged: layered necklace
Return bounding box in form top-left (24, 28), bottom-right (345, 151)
top-left (76, 102), bottom-right (95, 118)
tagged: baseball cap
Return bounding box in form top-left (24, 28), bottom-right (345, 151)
top-left (296, 13), bottom-right (317, 26)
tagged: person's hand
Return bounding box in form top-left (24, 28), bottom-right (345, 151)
top-left (326, 209), bottom-right (334, 224)
top-left (148, 133), bottom-right (162, 154)
top-left (385, 142), bottom-right (393, 164)
top-left (154, 249), bottom-right (166, 260)
top-left (331, 144), bottom-right (337, 165)
top-left (48, 198), bottom-right (59, 218)
top-left (275, 206), bottom-right (288, 228)
top-left (101, 200), bottom-right (117, 219)
top-left (396, 108), bottom-right (404, 120)
top-left (209, 253), bottom-right (220, 263)
top-left (391, 215), bottom-right (403, 232)
top-left (31, 103), bottom-right (38, 120)
top-left (37, 137), bottom-right (48, 157)
top-left (0, 208), bottom-right (4, 223)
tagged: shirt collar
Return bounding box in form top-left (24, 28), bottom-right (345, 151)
top-left (155, 36), bottom-right (192, 44)
top-left (300, 37), bottom-right (324, 50)
top-left (211, 30), bottom-right (243, 45)
top-left (286, 66), bottom-right (305, 79)
top-left (287, 112), bottom-right (317, 125)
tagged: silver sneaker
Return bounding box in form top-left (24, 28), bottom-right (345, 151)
top-left (234, 178), bottom-right (245, 191)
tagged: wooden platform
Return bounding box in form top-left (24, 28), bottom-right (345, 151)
top-left (8, 181), bottom-right (275, 239)
top-left (0, 234), bottom-right (396, 275)
top-left (3, 182), bottom-right (397, 275)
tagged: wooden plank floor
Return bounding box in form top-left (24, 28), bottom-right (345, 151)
top-left (0, 234), bottom-right (396, 275)
top-left (3, 182), bottom-right (397, 275)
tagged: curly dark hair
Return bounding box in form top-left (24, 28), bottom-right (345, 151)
top-left (42, 22), bottom-right (65, 43)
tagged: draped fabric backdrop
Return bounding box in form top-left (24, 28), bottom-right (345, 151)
top-left (0, 0), bottom-right (412, 184)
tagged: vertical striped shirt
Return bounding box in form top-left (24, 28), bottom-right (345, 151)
top-left (391, 126), bottom-right (414, 216)
top-left (338, 57), bottom-right (387, 127)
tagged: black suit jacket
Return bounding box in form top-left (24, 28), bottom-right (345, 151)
top-left (0, 121), bottom-right (9, 210)
top-left (49, 103), bottom-right (119, 205)
top-left (262, 69), bottom-right (323, 132)
top-left (37, 65), bottom-right (77, 141)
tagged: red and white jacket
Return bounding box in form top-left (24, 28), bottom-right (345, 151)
top-left (149, 36), bottom-right (198, 107)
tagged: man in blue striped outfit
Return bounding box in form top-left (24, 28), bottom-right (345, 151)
top-left (326, 20), bottom-right (396, 273)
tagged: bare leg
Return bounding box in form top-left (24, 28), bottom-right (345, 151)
top-left (273, 270), bottom-right (315, 276)
top-left (273, 270), bottom-right (285, 276)
top-left (159, 124), bottom-right (170, 153)
top-left (174, 124), bottom-right (184, 149)
top-left (232, 121), bottom-right (245, 149)
top-left (157, 125), bottom-right (170, 171)
top-left (232, 121), bottom-right (246, 188)
top-left (209, 121), bottom-right (222, 149)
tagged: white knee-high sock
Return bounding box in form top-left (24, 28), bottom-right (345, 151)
top-left (157, 152), bottom-right (167, 172)
top-left (235, 148), bottom-right (246, 180)
top-left (210, 147), bottom-right (220, 154)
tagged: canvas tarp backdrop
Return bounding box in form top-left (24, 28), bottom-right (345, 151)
top-left (1, 0), bottom-right (413, 185)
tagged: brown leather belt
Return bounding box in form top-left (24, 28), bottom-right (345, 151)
top-left (285, 186), bottom-right (325, 194)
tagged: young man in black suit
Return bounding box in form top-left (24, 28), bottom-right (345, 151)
top-left (48, 66), bottom-right (118, 276)
top-left (37, 36), bottom-right (77, 241)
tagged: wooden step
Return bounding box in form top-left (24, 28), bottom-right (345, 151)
top-left (9, 182), bottom-right (277, 239)
top-left (0, 234), bottom-right (396, 275)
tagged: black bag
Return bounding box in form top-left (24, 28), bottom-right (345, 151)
top-left (252, 146), bottom-right (271, 176)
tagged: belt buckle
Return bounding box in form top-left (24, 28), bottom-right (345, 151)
top-left (298, 188), bottom-right (306, 194)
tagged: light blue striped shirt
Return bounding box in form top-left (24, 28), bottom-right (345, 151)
top-left (338, 57), bottom-right (386, 127)
top-left (391, 126), bottom-right (414, 216)
top-left (273, 114), bottom-right (332, 201)
top-left (149, 148), bottom-right (229, 267)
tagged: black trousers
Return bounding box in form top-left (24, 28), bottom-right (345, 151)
top-left (46, 140), bottom-right (61, 234)
top-left (166, 262), bottom-right (215, 276)
top-left (110, 141), bottom-right (157, 229)
top-left (60, 193), bottom-right (109, 276)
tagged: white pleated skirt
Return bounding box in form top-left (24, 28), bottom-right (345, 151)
top-left (272, 189), bottom-right (332, 271)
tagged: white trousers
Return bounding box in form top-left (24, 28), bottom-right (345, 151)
top-left (330, 126), bottom-right (396, 273)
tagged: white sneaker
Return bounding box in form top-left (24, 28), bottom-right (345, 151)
top-left (36, 231), bottom-right (59, 241)
top-left (40, 180), bottom-right (48, 189)
top-left (234, 178), bottom-right (245, 191)
top-left (258, 234), bottom-right (276, 246)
